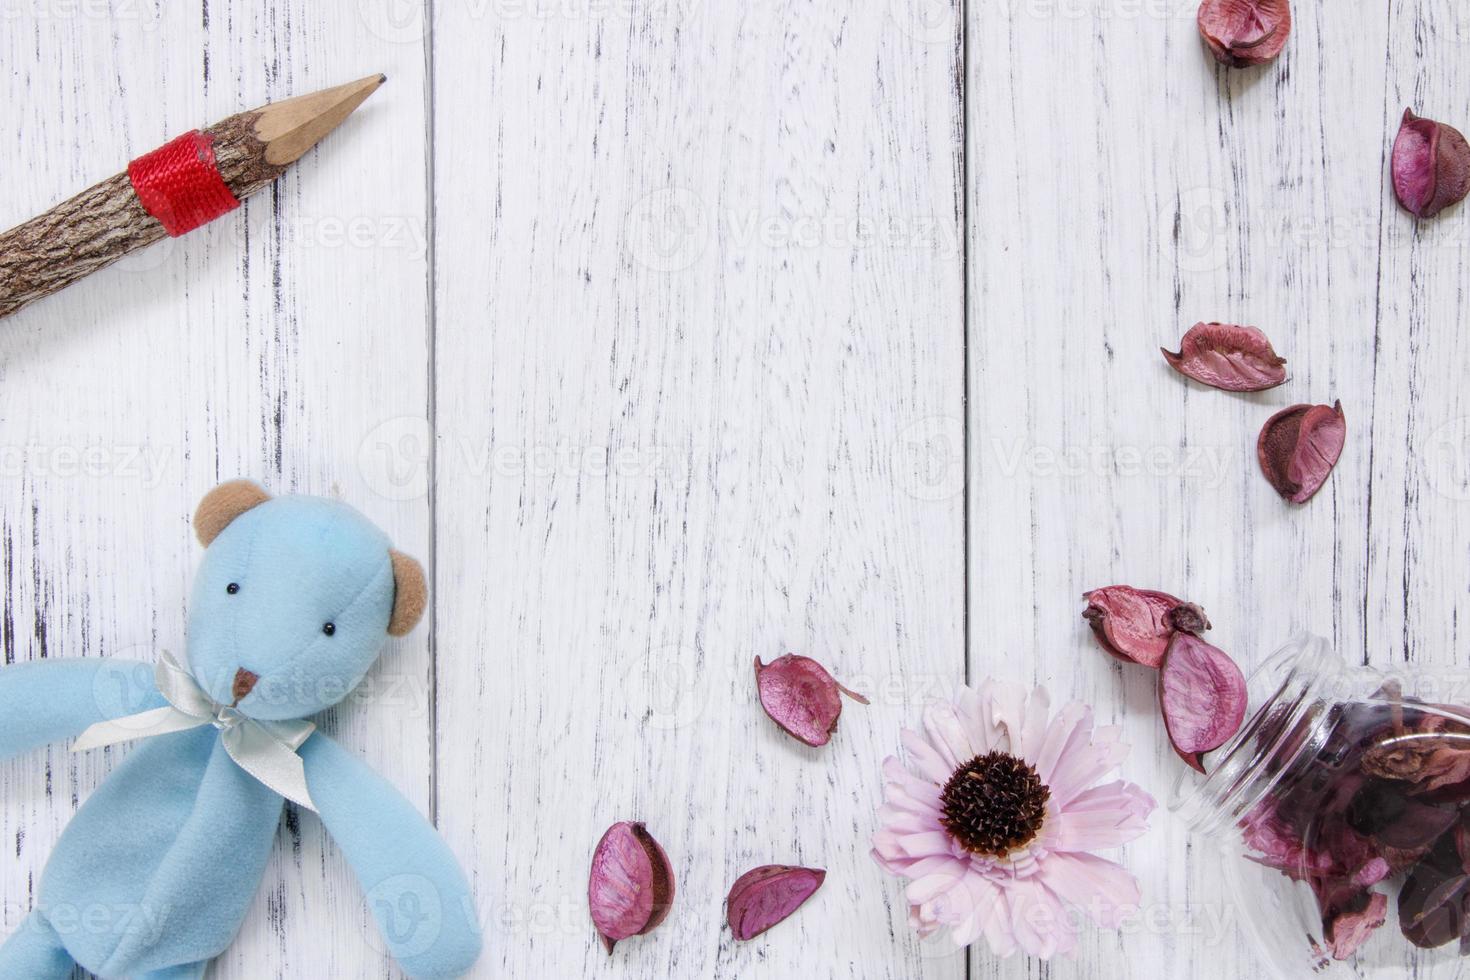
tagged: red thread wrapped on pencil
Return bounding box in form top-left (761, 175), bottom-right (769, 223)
top-left (126, 130), bottom-right (241, 237)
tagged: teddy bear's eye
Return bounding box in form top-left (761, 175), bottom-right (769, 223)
top-left (226, 583), bottom-right (240, 594)
top-left (322, 622), bottom-right (336, 637)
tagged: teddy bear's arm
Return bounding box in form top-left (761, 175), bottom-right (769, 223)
top-left (0, 658), bottom-right (165, 762)
top-left (299, 731), bottom-right (483, 979)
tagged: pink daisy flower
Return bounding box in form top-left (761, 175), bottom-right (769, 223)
top-left (871, 681), bottom-right (1156, 958)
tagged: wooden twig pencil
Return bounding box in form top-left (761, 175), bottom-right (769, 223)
top-left (0, 74), bottom-right (385, 319)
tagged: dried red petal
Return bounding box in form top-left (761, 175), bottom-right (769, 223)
top-left (1159, 632), bottom-right (1247, 771)
top-left (588, 822), bottom-right (676, 954)
top-left (1257, 401), bottom-right (1346, 504)
top-left (1242, 800), bottom-right (1336, 879)
top-left (1400, 833), bottom-right (1470, 949)
top-left (726, 865), bottom-right (826, 941)
top-left (1162, 322), bottom-right (1288, 392)
top-left (1197, 0), bottom-right (1291, 67)
top-left (1374, 800), bottom-right (1458, 852)
top-left (1167, 602), bottom-right (1211, 636)
top-left (1363, 735), bottom-right (1470, 795)
top-left (1081, 586), bottom-right (1210, 669)
top-left (754, 654), bottom-right (868, 747)
top-left (1312, 815), bottom-right (1389, 886)
top-left (1325, 890), bottom-right (1388, 960)
top-left (1393, 109), bottom-right (1470, 220)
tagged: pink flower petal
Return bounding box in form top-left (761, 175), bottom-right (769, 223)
top-left (953, 876), bottom-right (1011, 953)
top-left (918, 888), bottom-right (965, 931)
top-left (881, 756), bottom-right (907, 780)
top-left (922, 701), bottom-right (978, 769)
top-left (977, 881), bottom-right (1019, 956)
top-left (877, 850), bottom-right (963, 884)
top-left (1033, 702), bottom-right (1093, 787)
top-left (871, 836), bottom-right (904, 868)
top-left (897, 831), bottom-right (958, 859)
top-left (1007, 877), bottom-right (1077, 959)
top-left (881, 762), bottom-right (943, 811)
top-left (908, 903), bottom-right (941, 938)
top-left (1039, 852), bottom-right (1141, 929)
top-left (1049, 781), bottom-right (1157, 851)
top-left (876, 807), bottom-right (937, 835)
top-left (1046, 733), bottom-right (1130, 808)
top-left (880, 766), bottom-right (943, 810)
top-left (900, 728), bottom-right (954, 785)
top-left (1018, 687), bottom-right (1053, 761)
top-left (880, 788), bottom-right (940, 818)
top-left (874, 832), bottom-right (952, 874)
top-left (955, 685), bottom-right (1001, 753)
top-left (907, 854), bottom-right (962, 878)
top-left (906, 864), bottom-right (970, 905)
top-left (983, 680), bottom-right (1029, 755)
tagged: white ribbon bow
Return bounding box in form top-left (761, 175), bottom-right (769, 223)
top-left (72, 652), bottom-right (317, 811)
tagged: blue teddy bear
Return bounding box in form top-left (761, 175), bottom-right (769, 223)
top-left (0, 480), bottom-right (482, 979)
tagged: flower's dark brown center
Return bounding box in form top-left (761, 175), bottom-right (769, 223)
top-left (939, 751), bottom-right (1050, 856)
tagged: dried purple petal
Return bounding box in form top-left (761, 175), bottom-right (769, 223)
top-left (1400, 832), bottom-right (1470, 949)
top-left (1081, 586), bottom-right (1210, 670)
top-left (1324, 889), bottom-right (1389, 960)
top-left (1402, 876), bottom-right (1470, 950)
top-left (1158, 632), bottom-right (1247, 772)
top-left (1162, 322), bottom-right (1288, 392)
top-left (1455, 820), bottom-right (1470, 876)
top-left (1393, 109), bottom-right (1470, 220)
top-left (1362, 734), bottom-right (1470, 795)
top-left (1167, 602), bottom-right (1212, 636)
top-left (588, 822), bottom-right (676, 954)
top-left (725, 865), bottom-right (826, 941)
top-left (1242, 694), bottom-right (1470, 959)
top-left (1257, 401), bottom-right (1346, 504)
top-left (1313, 817), bottom-right (1389, 886)
top-left (1242, 800), bottom-right (1336, 879)
top-left (1346, 779), bottom-right (1408, 838)
top-left (1372, 799), bottom-right (1458, 852)
top-left (1197, 0), bottom-right (1291, 67)
top-left (754, 655), bottom-right (868, 748)
top-left (1418, 778), bottom-right (1470, 808)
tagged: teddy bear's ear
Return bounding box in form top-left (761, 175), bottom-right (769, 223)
top-left (388, 550), bottom-right (428, 637)
top-left (194, 480), bottom-right (272, 547)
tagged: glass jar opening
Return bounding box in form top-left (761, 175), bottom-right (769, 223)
top-left (1171, 633), bottom-right (1338, 836)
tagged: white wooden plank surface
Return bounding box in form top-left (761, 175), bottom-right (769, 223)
top-left (0, 3), bottom-right (432, 978)
top-left (429, 1), bottom-right (965, 978)
top-left (1369, 2), bottom-right (1470, 676)
top-left (969, 0), bottom-right (1469, 977)
top-left (4, 0), bottom-right (1470, 977)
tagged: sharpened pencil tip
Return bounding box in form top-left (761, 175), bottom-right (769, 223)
top-left (253, 76), bottom-right (388, 166)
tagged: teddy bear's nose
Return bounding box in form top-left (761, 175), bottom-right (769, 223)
top-left (231, 668), bottom-right (260, 704)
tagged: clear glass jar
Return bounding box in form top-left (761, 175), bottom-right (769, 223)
top-left (1174, 634), bottom-right (1470, 978)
